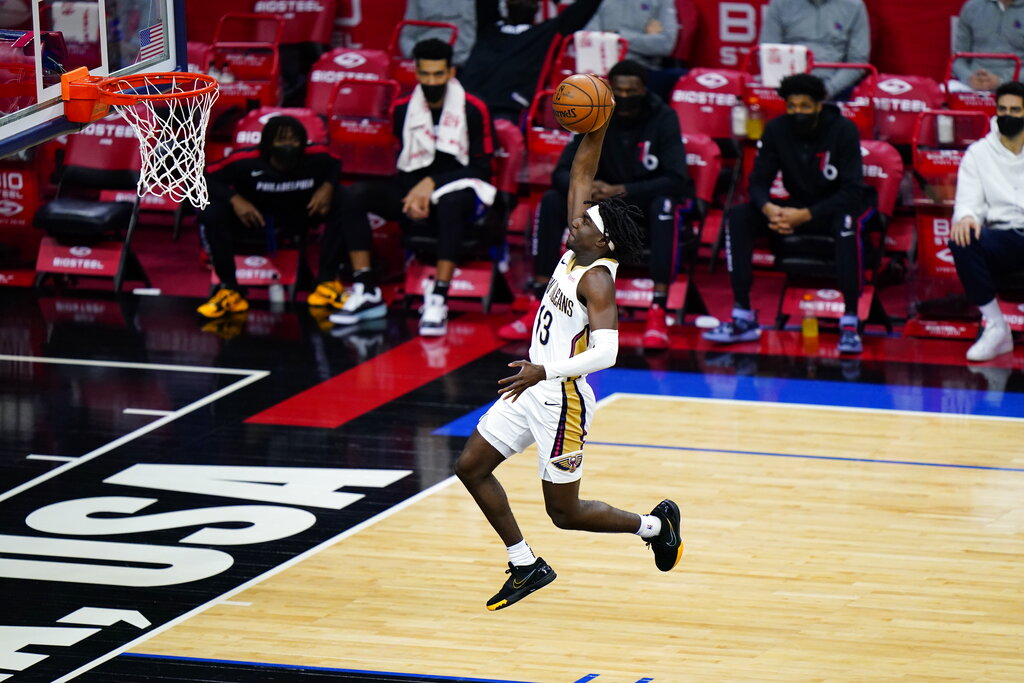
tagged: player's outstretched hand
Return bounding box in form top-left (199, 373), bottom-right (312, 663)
top-left (498, 360), bottom-right (546, 403)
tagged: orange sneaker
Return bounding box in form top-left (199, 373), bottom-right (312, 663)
top-left (498, 298), bottom-right (541, 341)
top-left (307, 280), bottom-right (346, 307)
top-left (197, 288), bottom-right (249, 319)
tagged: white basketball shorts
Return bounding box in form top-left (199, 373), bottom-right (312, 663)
top-left (476, 377), bottom-right (595, 483)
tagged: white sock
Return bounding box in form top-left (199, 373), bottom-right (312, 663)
top-left (507, 539), bottom-right (537, 567)
top-left (979, 299), bottom-right (1006, 326)
top-left (636, 515), bottom-right (662, 539)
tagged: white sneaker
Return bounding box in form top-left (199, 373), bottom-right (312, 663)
top-left (966, 319), bottom-right (1013, 362)
top-left (328, 283), bottom-right (386, 326)
top-left (419, 291), bottom-right (448, 336)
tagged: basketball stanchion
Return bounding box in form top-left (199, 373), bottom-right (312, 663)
top-left (60, 66), bottom-right (219, 208)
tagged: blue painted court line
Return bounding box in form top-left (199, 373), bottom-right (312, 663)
top-left (434, 369), bottom-right (1024, 439)
top-left (124, 653), bottom-right (537, 683)
top-left (589, 441), bottom-right (1024, 473)
top-left (572, 676), bottom-right (601, 683)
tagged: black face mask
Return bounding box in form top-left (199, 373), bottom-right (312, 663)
top-left (614, 94), bottom-right (646, 119)
top-left (421, 83), bottom-right (447, 104)
top-left (505, 3), bottom-right (536, 24)
top-left (997, 114), bottom-right (1024, 138)
top-left (270, 143), bottom-right (303, 170)
top-left (790, 112), bottom-right (819, 137)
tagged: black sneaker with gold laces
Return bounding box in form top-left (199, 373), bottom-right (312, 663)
top-left (647, 499), bottom-right (684, 571)
top-left (485, 557), bottom-right (556, 611)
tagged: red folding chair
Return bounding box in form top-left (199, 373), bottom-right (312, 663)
top-left (386, 20), bottom-right (458, 97)
top-left (328, 79), bottom-right (401, 178)
top-left (305, 48), bottom-right (390, 116)
top-left (944, 52), bottom-right (1022, 116)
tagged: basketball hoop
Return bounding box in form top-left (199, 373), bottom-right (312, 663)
top-left (61, 68), bottom-right (219, 209)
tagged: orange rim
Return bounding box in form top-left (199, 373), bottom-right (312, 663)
top-left (96, 71), bottom-right (218, 105)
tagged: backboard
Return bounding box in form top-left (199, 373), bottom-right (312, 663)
top-left (0, 0), bottom-right (186, 157)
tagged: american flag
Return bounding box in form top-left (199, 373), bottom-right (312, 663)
top-left (136, 23), bottom-right (164, 63)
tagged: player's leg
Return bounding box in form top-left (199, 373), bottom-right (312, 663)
top-left (197, 201), bottom-right (250, 318)
top-left (454, 429), bottom-right (525, 547)
top-left (456, 397), bottom-right (555, 611)
top-left (703, 201), bottom-right (767, 342)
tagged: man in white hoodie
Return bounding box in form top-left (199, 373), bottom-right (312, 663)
top-left (949, 80), bottom-right (1024, 362)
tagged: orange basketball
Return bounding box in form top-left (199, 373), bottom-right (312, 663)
top-left (552, 74), bottom-right (614, 134)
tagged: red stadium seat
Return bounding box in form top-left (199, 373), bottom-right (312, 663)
top-left (305, 48), bottom-right (390, 116)
top-left (207, 14), bottom-right (285, 124)
top-left (327, 79), bottom-right (401, 177)
top-left (852, 73), bottom-right (943, 146)
top-left (232, 107), bottom-right (328, 152)
top-left (524, 88), bottom-right (573, 188)
top-left (540, 31), bottom-right (629, 90)
top-left (669, 68), bottom-right (744, 140)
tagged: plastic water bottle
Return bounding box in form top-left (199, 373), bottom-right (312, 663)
top-left (731, 104), bottom-right (748, 138)
top-left (268, 282), bottom-right (285, 312)
top-left (801, 293), bottom-right (819, 351)
top-left (745, 98), bottom-right (764, 140)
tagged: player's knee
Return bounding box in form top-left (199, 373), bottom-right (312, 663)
top-left (545, 501), bottom-right (580, 530)
top-left (453, 454), bottom-right (476, 484)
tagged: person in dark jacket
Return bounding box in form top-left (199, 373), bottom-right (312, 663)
top-left (461, 0), bottom-right (605, 122)
top-left (336, 39), bottom-right (496, 337)
top-left (197, 115), bottom-right (368, 321)
top-left (703, 73), bottom-right (871, 354)
top-left (499, 60), bottom-right (693, 349)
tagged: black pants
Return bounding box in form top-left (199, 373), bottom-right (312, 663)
top-left (346, 178), bottom-right (479, 264)
top-left (725, 201), bottom-right (870, 312)
top-left (533, 189), bottom-right (680, 284)
top-left (949, 226), bottom-right (1024, 306)
top-left (200, 185), bottom-right (353, 288)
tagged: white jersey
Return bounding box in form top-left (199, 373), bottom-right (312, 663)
top-left (529, 251), bottom-right (619, 373)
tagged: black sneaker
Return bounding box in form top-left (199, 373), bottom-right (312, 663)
top-left (647, 499), bottom-right (683, 572)
top-left (485, 557), bottom-right (556, 611)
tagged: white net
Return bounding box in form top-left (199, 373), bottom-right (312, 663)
top-left (102, 73), bottom-right (219, 209)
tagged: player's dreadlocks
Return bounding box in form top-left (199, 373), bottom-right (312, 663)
top-left (593, 196), bottom-right (646, 262)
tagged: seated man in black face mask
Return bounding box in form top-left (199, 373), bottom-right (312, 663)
top-left (197, 115), bottom-right (369, 320)
top-left (703, 73), bottom-right (871, 355)
top-left (499, 60), bottom-right (692, 350)
top-left (338, 38), bottom-right (495, 337)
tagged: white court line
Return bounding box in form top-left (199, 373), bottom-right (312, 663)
top-left (0, 355), bottom-right (269, 504)
top-left (219, 601), bottom-right (252, 607)
top-left (122, 408), bottom-right (175, 417)
top-left (54, 475), bottom-right (462, 683)
top-left (26, 454), bottom-right (78, 463)
top-left (600, 391), bottom-right (1024, 423)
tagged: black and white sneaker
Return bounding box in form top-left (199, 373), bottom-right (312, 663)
top-left (485, 557), bottom-right (557, 611)
top-left (702, 312), bottom-right (761, 344)
top-left (329, 283), bottom-right (386, 326)
top-left (647, 499), bottom-right (683, 572)
top-left (419, 289), bottom-right (448, 337)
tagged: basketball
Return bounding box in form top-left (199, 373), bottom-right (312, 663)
top-left (552, 73), bottom-right (614, 134)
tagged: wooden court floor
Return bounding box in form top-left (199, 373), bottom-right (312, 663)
top-left (137, 395), bottom-right (1024, 682)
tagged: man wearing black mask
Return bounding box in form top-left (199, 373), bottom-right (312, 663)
top-left (947, 80), bottom-right (1024, 362)
top-left (340, 39), bottom-right (495, 336)
top-left (500, 60), bottom-right (692, 350)
top-left (198, 115), bottom-right (365, 322)
top-left (703, 73), bottom-right (871, 355)
top-left (461, 0), bottom-right (606, 122)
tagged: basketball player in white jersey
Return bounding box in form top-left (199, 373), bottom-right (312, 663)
top-left (454, 108), bottom-right (684, 611)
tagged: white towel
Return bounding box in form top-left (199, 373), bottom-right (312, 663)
top-left (431, 177), bottom-right (497, 206)
top-left (573, 31), bottom-right (621, 77)
top-left (397, 78), bottom-right (470, 173)
top-left (759, 43), bottom-right (809, 88)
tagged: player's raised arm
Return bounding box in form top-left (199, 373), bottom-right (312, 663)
top-left (567, 105), bottom-right (613, 220)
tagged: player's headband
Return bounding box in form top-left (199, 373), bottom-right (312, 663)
top-left (586, 205), bottom-right (615, 251)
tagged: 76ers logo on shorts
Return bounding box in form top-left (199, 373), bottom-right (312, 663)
top-left (552, 452), bottom-right (583, 473)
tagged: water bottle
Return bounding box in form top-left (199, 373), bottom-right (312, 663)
top-left (731, 104), bottom-right (748, 138)
top-left (937, 114), bottom-right (954, 145)
top-left (745, 98), bottom-right (764, 140)
top-left (268, 281), bottom-right (285, 312)
top-left (801, 293), bottom-right (819, 352)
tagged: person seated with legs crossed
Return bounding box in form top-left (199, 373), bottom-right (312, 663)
top-left (703, 73), bottom-right (873, 355)
top-left (198, 115), bottom-right (381, 321)
top-left (336, 38), bottom-right (496, 336)
top-left (455, 102), bottom-right (683, 612)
